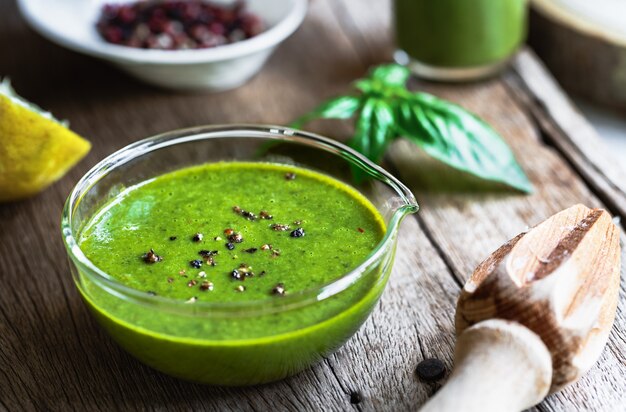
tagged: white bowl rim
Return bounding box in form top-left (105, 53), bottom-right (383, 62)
top-left (17, 0), bottom-right (308, 65)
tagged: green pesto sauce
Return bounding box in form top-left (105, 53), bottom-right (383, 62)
top-left (79, 162), bottom-right (385, 302)
top-left (75, 162), bottom-right (389, 385)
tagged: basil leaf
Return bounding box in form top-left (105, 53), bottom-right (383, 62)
top-left (398, 93), bottom-right (533, 193)
top-left (348, 98), bottom-right (374, 161)
top-left (354, 79), bottom-right (374, 94)
top-left (370, 64), bottom-right (411, 87)
top-left (290, 95), bottom-right (361, 129)
top-left (349, 98), bottom-right (396, 164)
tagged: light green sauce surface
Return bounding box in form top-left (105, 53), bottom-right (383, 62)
top-left (79, 162), bottom-right (385, 303)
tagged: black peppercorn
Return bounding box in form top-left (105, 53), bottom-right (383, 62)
top-left (231, 269), bottom-right (244, 280)
top-left (349, 391), bottom-right (362, 404)
top-left (415, 358), bottom-right (446, 382)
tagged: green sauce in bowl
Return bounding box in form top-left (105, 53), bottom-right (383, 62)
top-left (62, 126), bottom-right (418, 386)
top-left (75, 162), bottom-right (390, 385)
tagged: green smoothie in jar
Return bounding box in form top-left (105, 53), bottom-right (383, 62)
top-left (394, 0), bottom-right (527, 81)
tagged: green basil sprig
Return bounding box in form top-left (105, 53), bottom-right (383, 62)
top-left (291, 64), bottom-right (532, 193)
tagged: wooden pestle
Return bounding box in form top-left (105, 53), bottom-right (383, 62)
top-left (421, 204), bottom-right (621, 412)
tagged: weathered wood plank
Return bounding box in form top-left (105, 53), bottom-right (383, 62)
top-left (326, 216), bottom-right (461, 411)
top-left (506, 49), bottom-right (626, 220)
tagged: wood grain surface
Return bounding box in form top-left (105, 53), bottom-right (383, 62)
top-left (1, 0), bottom-right (625, 411)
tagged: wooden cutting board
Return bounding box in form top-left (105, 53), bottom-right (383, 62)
top-left (0, 0), bottom-right (625, 410)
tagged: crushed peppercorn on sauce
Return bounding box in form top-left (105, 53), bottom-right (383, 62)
top-left (78, 162), bottom-right (386, 302)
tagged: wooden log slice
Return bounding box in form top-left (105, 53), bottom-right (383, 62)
top-left (530, 0), bottom-right (626, 112)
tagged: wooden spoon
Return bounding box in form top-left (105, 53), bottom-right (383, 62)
top-left (421, 204), bottom-right (621, 412)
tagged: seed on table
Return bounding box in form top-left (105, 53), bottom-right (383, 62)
top-left (349, 391), bottom-right (362, 404)
top-left (290, 228), bottom-right (305, 238)
top-left (167, 277), bottom-right (174, 283)
top-left (259, 210), bottom-right (273, 220)
top-left (197, 271), bottom-right (207, 278)
top-left (225, 242), bottom-right (235, 250)
top-left (169, 236), bottom-right (177, 241)
top-left (415, 358), bottom-right (446, 382)
top-left (192, 233), bottom-right (204, 242)
top-left (185, 296), bottom-right (198, 304)
top-left (190, 259), bottom-right (203, 269)
top-left (187, 279), bottom-right (197, 287)
top-left (244, 248), bottom-right (258, 254)
top-left (260, 244), bottom-right (272, 251)
top-left (285, 172), bottom-right (296, 180)
top-left (235, 285), bottom-right (246, 292)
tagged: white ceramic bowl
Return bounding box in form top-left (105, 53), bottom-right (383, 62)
top-left (18, 0), bottom-right (307, 91)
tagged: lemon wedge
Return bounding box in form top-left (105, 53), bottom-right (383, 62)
top-left (0, 79), bottom-right (91, 201)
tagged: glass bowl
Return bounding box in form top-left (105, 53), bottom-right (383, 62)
top-left (61, 125), bottom-right (418, 386)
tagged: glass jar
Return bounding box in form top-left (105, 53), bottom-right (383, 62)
top-left (394, 0), bottom-right (527, 81)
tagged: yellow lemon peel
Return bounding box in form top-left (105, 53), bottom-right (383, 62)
top-left (0, 79), bottom-right (91, 201)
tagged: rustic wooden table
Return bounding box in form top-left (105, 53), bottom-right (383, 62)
top-left (1, 1), bottom-right (625, 410)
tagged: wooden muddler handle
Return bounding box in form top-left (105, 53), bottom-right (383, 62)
top-left (421, 320), bottom-right (552, 412)
top-left (421, 205), bottom-right (621, 411)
